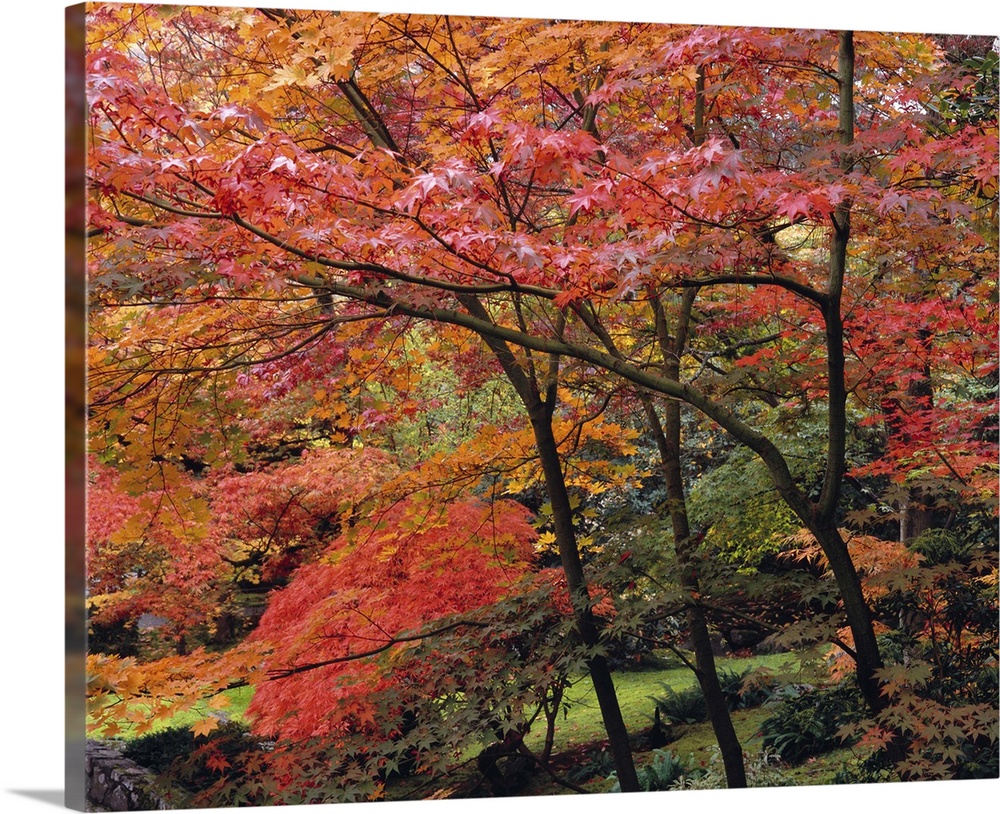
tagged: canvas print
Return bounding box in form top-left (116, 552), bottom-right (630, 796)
top-left (68, 2), bottom-right (999, 810)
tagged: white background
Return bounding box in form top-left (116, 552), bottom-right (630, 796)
top-left (1, 1), bottom-right (996, 812)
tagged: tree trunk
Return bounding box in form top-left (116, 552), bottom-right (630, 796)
top-left (646, 290), bottom-right (747, 788)
top-left (457, 293), bottom-right (640, 791)
top-left (884, 323), bottom-right (936, 543)
top-left (807, 516), bottom-right (886, 712)
top-left (576, 284), bottom-right (747, 787)
top-left (645, 401), bottom-right (747, 787)
top-left (900, 495), bottom-right (933, 543)
top-left (797, 30), bottom-right (889, 721)
top-left (527, 404), bottom-right (641, 792)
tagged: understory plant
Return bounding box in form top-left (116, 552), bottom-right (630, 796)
top-left (845, 543), bottom-right (999, 781)
top-left (759, 682), bottom-right (867, 763)
top-left (122, 721), bottom-right (269, 800)
top-left (674, 747), bottom-right (793, 790)
top-left (652, 667), bottom-right (778, 724)
top-left (609, 749), bottom-right (688, 792)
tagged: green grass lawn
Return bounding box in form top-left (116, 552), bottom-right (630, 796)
top-left (89, 684), bottom-right (256, 740)
top-left (391, 650), bottom-right (834, 798)
top-left (509, 650), bottom-right (850, 796)
top-left (521, 650), bottom-right (810, 755)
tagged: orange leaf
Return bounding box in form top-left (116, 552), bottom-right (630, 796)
top-left (191, 717), bottom-right (220, 738)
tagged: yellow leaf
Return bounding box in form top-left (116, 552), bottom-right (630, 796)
top-left (264, 63), bottom-right (318, 91)
top-left (323, 44), bottom-right (356, 82)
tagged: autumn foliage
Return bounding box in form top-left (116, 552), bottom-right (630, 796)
top-left (246, 494), bottom-right (538, 740)
top-left (81, 3), bottom-right (997, 802)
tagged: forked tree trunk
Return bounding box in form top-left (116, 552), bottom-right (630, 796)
top-left (575, 280), bottom-right (747, 788)
top-left (647, 290), bottom-right (747, 788)
top-left (458, 294), bottom-right (640, 792)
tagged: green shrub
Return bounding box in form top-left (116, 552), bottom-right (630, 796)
top-left (123, 726), bottom-right (202, 775)
top-left (717, 667), bottom-right (779, 709)
top-left (122, 721), bottom-right (267, 795)
top-left (675, 747), bottom-right (792, 789)
top-left (652, 684), bottom-right (707, 724)
top-left (759, 682), bottom-right (866, 764)
top-left (652, 667), bottom-right (778, 725)
top-left (565, 747), bottom-right (616, 784)
top-left (610, 749), bottom-right (688, 792)
top-left (909, 529), bottom-right (974, 566)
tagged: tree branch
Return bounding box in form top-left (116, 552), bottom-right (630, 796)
top-left (265, 619), bottom-right (492, 680)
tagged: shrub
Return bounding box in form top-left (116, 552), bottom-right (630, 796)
top-left (123, 721), bottom-right (267, 795)
top-left (717, 667), bottom-right (779, 709)
top-left (652, 667), bottom-right (778, 725)
top-left (861, 545), bottom-right (998, 781)
top-left (652, 684), bottom-right (707, 724)
top-left (909, 529), bottom-right (974, 566)
top-left (565, 747), bottom-right (616, 784)
top-left (610, 749), bottom-right (688, 792)
top-left (675, 747), bottom-right (792, 789)
top-left (759, 682), bottom-right (866, 764)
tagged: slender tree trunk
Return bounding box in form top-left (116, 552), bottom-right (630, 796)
top-left (808, 517), bottom-right (885, 710)
top-left (883, 321), bottom-right (936, 543)
top-left (575, 286), bottom-right (746, 787)
top-left (644, 400), bottom-right (747, 788)
top-left (813, 31), bottom-right (891, 718)
top-left (527, 404), bottom-right (640, 792)
top-left (457, 294), bottom-right (640, 792)
top-left (656, 71), bottom-right (745, 786)
top-left (648, 291), bottom-right (747, 788)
